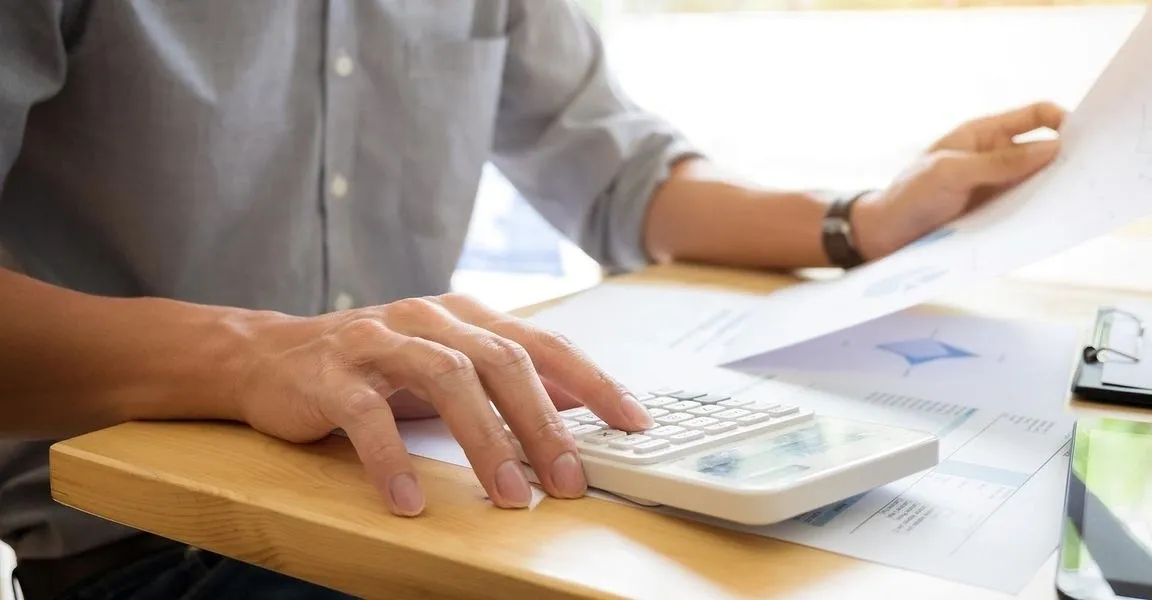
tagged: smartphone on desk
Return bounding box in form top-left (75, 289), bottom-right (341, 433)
top-left (1056, 416), bottom-right (1152, 600)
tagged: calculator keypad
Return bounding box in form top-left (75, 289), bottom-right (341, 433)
top-left (527, 388), bottom-right (813, 466)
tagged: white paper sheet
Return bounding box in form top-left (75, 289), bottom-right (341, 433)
top-left (717, 7), bottom-right (1152, 364)
top-left (527, 282), bottom-right (759, 364)
top-left (728, 311), bottom-right (1081, 397)
top-left (394, 351), bottom-right (1075, 594)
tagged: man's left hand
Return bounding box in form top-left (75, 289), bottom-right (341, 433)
top-left (850, 101), bottom-right (1067, 260)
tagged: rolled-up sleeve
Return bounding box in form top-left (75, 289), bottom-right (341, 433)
top-left (490, 1), bottom-right (700, 272)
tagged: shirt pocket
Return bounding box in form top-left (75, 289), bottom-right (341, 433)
top-left (399, 35), bottom-right (508, 238)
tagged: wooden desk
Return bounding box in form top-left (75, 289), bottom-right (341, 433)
top-left (49, 264), bottom-right (1152, 599)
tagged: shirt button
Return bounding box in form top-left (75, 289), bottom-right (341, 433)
top-left (329, 174), bottom-right (348, 199)
top-left (334, 293), bottom-right (354, 312)
top-left (334, 52), bottom-right (354, 77)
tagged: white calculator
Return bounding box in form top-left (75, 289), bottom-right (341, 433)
top-left (509, 387), bottom-right (939, 525)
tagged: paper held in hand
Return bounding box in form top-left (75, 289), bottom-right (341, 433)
top-left (716, 7), bottom-right (1152, 365)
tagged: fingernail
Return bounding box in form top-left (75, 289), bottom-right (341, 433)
top-left (388, 473), bottom-right (424, 516)
top-left (550, 452), bottom-right (587, 498)
top-left (621, 393), bottom-right (653, 428)
top-left (495, 459), bottom-right (533, 507)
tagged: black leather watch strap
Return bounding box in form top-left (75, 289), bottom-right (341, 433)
top-left (821, 192), bottom-right (868, 269)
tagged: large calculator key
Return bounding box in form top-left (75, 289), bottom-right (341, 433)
top-left (669, 390), bottom-right (707, 400)
top-left (608, 434), bottom-right (651, 449)
top-left (703, 421), bottom-right (737, 434)
top-left (562, 407), bottom-right (592, 418)
top-left (745, 401), bottom-right (780, 413)
top-left (688, 405), bottom-right (726, 416)
top-left (666, 400), bottom-right (702, 411)
top-left (584, 430), bottom-right (628, 444)
top-left (568, 424), bottom-right (604, 437)
top-left (669, 430), bottom-right (705, 444)
top-left (649, 387), bottom-right (682, 396)
top-left (633, 439), bottom-right (671, 454)
top-left (718, 398), bottom-right (753, 408)
top-left (562, 419), bottom-right (579, 429)
top-left (769, 405), bottom-right (800, 417)
top-left (647, 425), bottom-right (686, 438)
top-left (715, 408), bottom-right (751, 420)
top-left (682, 417), bottom-right (719, 429)
top-left (573, 413), bottom-right (603, 424)
top-left (646, 408), bottom-right (670, 418)
top-left (736, 412), bottom-right (770, 425)
top-left (643, 397), bottom-right (677, 408)
top-left (695, 394), bottom-right (731, 404)
top-left (655, 412), bottom-right (694, 425)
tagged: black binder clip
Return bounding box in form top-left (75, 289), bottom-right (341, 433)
top-left (1082, 307), bottom-right (1144, 365)
top-left (1073, 306), bottom-right (1152, 408)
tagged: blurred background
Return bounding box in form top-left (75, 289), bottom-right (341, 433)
top-left (451, 0), bottom-right (1149, 311)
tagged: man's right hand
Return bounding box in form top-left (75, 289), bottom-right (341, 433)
top-left (226, 293), bottom-right (653, 517)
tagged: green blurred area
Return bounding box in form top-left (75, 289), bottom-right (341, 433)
top-left (1061, 418), bottom-right (1152, 570)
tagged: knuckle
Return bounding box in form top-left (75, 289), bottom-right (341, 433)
top-left (339, 317), bottom-right (388, 345)
top-left (361, 437), bottom-right (407, 469)
top-left (535, 328), bottom-right (577, 355)
top-left (341, 389), bottom-right (385, 419)
top-left (530, 416), bottom-right (571, 445)
top-left (387, 297), bottom-right (440, 321)
top-left (423, 345), bottom-right (476, 384)
top-left (479, 336), bottom-right (532, 370)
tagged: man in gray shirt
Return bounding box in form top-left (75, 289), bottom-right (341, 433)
top-left (0, 0), bottom-right (1065, 597)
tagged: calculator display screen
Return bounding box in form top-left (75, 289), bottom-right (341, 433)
top-left (667, 419), bottom-right (897, 487)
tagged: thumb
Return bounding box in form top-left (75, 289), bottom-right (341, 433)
top-left (949, 139), bottom-right (1062, 187)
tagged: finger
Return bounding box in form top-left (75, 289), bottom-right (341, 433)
top-left (544, 378), bottom-right (582, 411)
top-left (329, 384), bottom-right (425, 517)
top-left (931, 139), bottom-right (1061, 189)
top-left (959, 102), bottom-right (1067, 149)
top-left (435, 293), bottom-right (653, 431)
top-left (383, 298), bottom-right (586, 499)
top-left (335, 316), bottom-right (534, 509)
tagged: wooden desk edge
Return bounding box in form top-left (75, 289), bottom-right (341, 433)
top-left (48, 440), bottom-right (611, 600)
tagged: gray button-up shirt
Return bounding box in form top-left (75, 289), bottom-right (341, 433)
top-left (0, 0), bottom-right (695, 560)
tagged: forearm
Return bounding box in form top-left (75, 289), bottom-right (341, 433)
top-left (642, 158), bottom-right (891, 269)
top-left (0, 269), bottom-right (245, 437)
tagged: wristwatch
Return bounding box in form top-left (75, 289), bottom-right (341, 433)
top-left (821, 191), bottom-right (869, 269)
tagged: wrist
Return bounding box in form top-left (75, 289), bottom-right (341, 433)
top-left (847, 191), bottom-right (900, 262)
top-left (109, 297), bottom-right (256, 425)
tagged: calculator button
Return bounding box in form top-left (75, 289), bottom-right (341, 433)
top-left (669, 390), bottom-right (706, 400)
top-left (670, 430), bottom-right (705, 444)
top-left (647, 425), bottom-right (686, 438)
top-left (666, 400), bottom-right (701, 411)
top-left (718, 398), bottom-right (753, 407)
top-left (682, 417), bottom-right (720, 429)
top-left (745, 400), bottom-right (780, 412)
top-left (655, 412), bottom-right (694, 425)
top-left (584, 430), bottom-right (628, 444)
top-left (633, 439), bottom-right (671, 454)
top-left (695, 394), bottom-right (731, 404)
top-left (769, 405), bottom-right (799, 417)
top-left (715, 408), bottom-right (751, 419)
top-left (645, 408), bottom-right (670, 418)
top-left (736, 412), bottom-right (770, 425)
top-left (643, 397), bottom-right (677, 408)
top-left (568, 424), bottom-right (603, 436)
top-left (688, 405), bottom-right (725, 416)
top-left (562, 419), bottom-right (579, 429)
top-left (608, 434), bottom-right (651, 449)
top-left (649, 387), bottom-right (682, 396)
top-left (703, 421), bottom-right (737, 434)
top-left (573, 413), bottom-right (603, 424)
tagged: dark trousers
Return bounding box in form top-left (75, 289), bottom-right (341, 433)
top-left (15, 536), bottom-right (356, 600)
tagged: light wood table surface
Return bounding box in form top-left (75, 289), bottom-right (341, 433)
top-left (49, 262), bottom-right (1152, 600)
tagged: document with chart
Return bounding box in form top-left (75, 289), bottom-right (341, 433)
top-left (658, 373), bottom-right (1076, 594)
top-left (716, 6), bottom-right (1152, 364)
